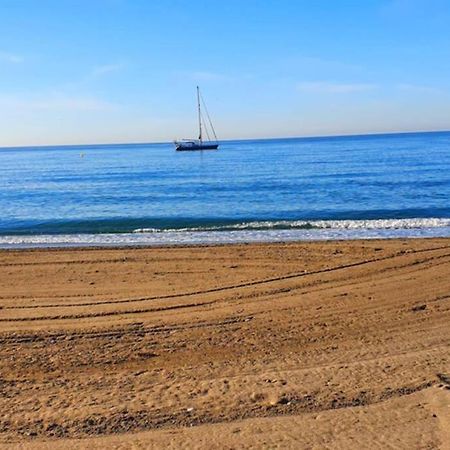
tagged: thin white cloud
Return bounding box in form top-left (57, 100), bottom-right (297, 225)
top-left (0, 51), bottom-right (24, 64)
top-left (397, 83), bottom-right (443, 94)
top-left (0, 93), bottom-right (117, 112)
top-left (288, 55), bottom-right (362, 72)
top-left (296, 81), bottom-right (377, 94)
top-left (91, 63), bottom-right (125, 77)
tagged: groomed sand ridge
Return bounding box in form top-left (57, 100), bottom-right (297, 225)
top-left (0, 239), bottom-right (449, 449)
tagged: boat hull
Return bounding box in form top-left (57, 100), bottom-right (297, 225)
top-left (175, 143), bottom-right (219, 151)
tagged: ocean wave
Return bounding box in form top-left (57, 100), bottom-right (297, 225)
top-left (132, 218), bottom-right (450, 233)
top-left (1, 220), bottom-right (450, 249)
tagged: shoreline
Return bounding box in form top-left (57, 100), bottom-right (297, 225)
top-left (1, 224), bottom-right (450, 250)
top-left (0, 234), bottom-right (449, 253)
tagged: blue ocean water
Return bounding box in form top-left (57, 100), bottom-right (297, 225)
top-left (1, 132), bottom-right (450, 247)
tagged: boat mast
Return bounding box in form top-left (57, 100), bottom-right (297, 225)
top-left (197, 86), bottom-right (202, 143)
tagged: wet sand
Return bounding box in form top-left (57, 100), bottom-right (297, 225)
top-left (0, 239), bottom-right (449, 449)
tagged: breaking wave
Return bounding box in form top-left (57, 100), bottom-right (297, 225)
top-left (132, 218), bottom-right (450, 233)
top-left (1, 218), bottom-right (450, 249)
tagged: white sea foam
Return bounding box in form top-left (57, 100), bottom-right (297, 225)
top-left (1, 218), bottom-right (450, 248)
top-left (132, 218), bottom-right (450, 233)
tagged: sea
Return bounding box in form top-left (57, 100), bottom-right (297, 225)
top-left (1, 131), bottom-right (449, 249)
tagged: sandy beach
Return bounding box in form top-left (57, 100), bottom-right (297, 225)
top-left (0, 239), bottom-right (449, 449)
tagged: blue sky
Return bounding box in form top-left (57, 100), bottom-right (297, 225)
top-left (1, 0), bottom-right (450, 146)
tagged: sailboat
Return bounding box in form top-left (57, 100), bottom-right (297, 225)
top-left (174, 86), bottom-right (219, 151)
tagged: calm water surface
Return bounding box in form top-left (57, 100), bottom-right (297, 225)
top-left (1, 132), bottom-right (449, 247)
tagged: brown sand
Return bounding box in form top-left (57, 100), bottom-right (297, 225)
top-left (0, 239), bottom-right (449, 449)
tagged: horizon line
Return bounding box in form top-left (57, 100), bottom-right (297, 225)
top-left (1, 128), bottom-right (449, 150)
